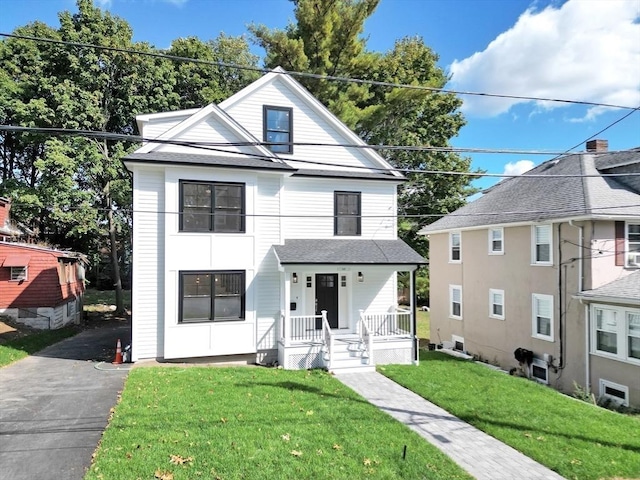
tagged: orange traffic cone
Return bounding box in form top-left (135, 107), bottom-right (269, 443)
top-left (113, 338), bottom-right (123, 365)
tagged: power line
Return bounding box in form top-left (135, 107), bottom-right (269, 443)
top-left (2, 124), bottom-right (640, 179)
top-left (1, 32), bottom-right (638, 111)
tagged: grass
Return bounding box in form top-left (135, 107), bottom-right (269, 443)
top-left (416, 310), bottom-right (430, 342)
top-left (0, 327), bottom-right (78, 367)
top-left (83, 288), bottom-right (131, 312)
top-left (85, 367), bottom-right (472, 480)
top-left (379, 351), bottom-right (640, 480)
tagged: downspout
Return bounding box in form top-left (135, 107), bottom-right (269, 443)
top-left (557, 223), bottom-right (564, 369)
top-left (582, 299), bottom-right (591, 394)
top-left (568, 220), bottom-right (583, 292)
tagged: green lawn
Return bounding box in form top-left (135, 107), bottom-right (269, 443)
top-left (85, 367), bottom-right (472, 480)
top-left (0, 327), bottom-right (78, 367)
top-left (380, 351), bottom-right (640, 480)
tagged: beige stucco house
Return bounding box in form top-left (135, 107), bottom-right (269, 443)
top-left (420, 140), bottom-right (640, 409)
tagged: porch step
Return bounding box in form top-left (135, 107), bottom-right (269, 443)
top-left (327, 337), bottom-right (375, 374)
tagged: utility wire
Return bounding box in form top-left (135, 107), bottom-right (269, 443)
top-left (1, 32), bottom-right (638, 111)
top-left (2, 125), bottom-right (640, 179)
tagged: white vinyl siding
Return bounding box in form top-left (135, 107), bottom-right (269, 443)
top-left (591, 304), bottom-right (640, 364)
top-left (223, 80), bottom-right (382, 172)
top-left (282, 177), bottom-right (396, 239)
top-left (532, 294), bottom-right (554, 341)
top-left (450, 285), bottom-right (462, 320)
top-left (449, 232), bottom-right (461, 263)
top-left (488, 227), bottom-right (504, 254)
top-left (131, 167), bottom-right (165, 360)
top-left (532, 224), bottom-right (552, 265)
top-left (489, 289), bottom-right (505, 320)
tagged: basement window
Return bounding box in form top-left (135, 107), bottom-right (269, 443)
top-left (531, 358), bottom-right (548, 384)
top-left (599, 379), bottom-right (629, 407)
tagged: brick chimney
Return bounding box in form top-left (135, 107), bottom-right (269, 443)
top-left (586, 139), bottom-right (608, 152)
top-left (0, 197), bottom-right (10, 228)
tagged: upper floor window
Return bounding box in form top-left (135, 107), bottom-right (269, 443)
top-left (627, 223), bottom-right (640, 267)
top-left (532, 293), bottom-right (553, 341)
top-left (180, 181), bottom-right (245, 233)
top-left (179, 271), bottom-right (245, 323)
top-left (450, 285), bottom-right (462, 319)
top-left (591, 305), bottom-right (640, 363)
top-left (334, 191), bottom-right (361, 236)
top-left (264, 106), bottom-right (292, 153)
top-left (449, 232), bottom-right (461, 262)
top-left (489, 227), bottom-right (504, 254)
top-left (489, 288), bottom-right (505, 320)
top-left (532, 224), bottom-right (552, 265)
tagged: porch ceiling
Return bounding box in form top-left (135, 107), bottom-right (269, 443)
top-left (273, 239), bottom-right (426, 265)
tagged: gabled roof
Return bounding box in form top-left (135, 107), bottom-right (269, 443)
top-left (273, 239), bottom-right (426, 265)
top-left (576, 271), bottom-right (640, 306)
top-left (420, 148), bottom-right (640, 234)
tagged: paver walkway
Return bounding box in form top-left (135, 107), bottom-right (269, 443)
top-left (0, 324), bottom-right (132, 480)
top-left (335, 371), bottom-right (564, 480)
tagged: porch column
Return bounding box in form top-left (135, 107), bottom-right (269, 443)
top-left (283, 272), bottom-right (291, 347)
top-left (411, 268), bottom-right (419, 365)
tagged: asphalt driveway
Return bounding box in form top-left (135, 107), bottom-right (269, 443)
top-left (0, 323), bottom-right (132, 480)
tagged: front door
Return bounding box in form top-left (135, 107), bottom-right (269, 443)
top-left (315, 273), bottom-right (339, 329)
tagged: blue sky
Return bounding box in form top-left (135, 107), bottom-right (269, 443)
top-left (1, 0), bottom-right (639, 192)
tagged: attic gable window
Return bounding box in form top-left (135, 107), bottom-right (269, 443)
top-left (264, 106), bottom-right (293, 154)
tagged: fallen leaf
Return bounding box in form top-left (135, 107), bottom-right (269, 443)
top-left (306, 410), bottom-right (314, 416)
top-left (290, 450), bottom-right (303, 457)
top-left (169, 454), bottom-right (193, 465)
top-left (332, 444), bottom-right (342, 450)
top-left (281, 433), bottom-right (291, 441)
top-left (363, 458), bottom-right (372, 466)
top-left (220, 417), bottom-right (227, 423)
top-left (154, 470), bottom-right (174, 480)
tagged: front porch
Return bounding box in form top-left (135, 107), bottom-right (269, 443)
top-left (277, 309), bottom-right (416, 372)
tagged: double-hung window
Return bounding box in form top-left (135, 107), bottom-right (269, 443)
top-left (532, 293), bottom-right (553, 341)
top-left (591, 305), bottom-right (640, 363)
top-left (489, 289), bottom-right (505, 320)
top-left (449, 232), bottom-right (461, 262)
top-left (179, 271), bottom-right (245, 323)
top-left (180, 181), bottom-right (245, 233)
top-left (488, 227), bottom-right (503, 254)
top-left (264, 105), bottom-right (292, 153)
top-left (627, 223), bottom-right (640, 266)
top-left (532, 224), bottom-right (552, 264)
top-left (334, 191), bottom-right (361, 236)
top-left (450, 285), bottom-right (462, 319)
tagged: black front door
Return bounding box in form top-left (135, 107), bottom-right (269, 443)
top-left (315, 273), bottom-right (339, 329)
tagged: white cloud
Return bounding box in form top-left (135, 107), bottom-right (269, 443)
top-left (449, 0), bottom-right (640, 119)
top-left (503, 160), bottom-right (535, 176)
top-left (95, 0), bottom-right (112, 7)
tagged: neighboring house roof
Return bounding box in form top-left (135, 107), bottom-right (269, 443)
top-left (125, 151), bottom-right (295, 172)
top-left (576, 271), bottom-right (640, 306)
top-left (420, 148), bottom-right (640, 234)
top-left (273, 239), bottom-right (426, 265)
top-left (0, 241), bottom-right (88, 263)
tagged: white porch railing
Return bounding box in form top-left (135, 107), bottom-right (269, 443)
top-left (281, 314), bottom-right (324, 345)
top-left (320, 310), bottom-right (333, 367)
top-left (358, 310), bottom-right (373, 365)
top-left (362, 309), bottom-right (412, 339)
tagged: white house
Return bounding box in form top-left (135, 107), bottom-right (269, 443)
top-left (124, 67), bottom-right (425, 372)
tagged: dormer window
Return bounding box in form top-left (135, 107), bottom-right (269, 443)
top-left (264, 106), bottom-right (292, 153)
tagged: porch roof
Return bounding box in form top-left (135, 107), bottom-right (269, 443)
top-left (273, 239), bottom-right (426, 265)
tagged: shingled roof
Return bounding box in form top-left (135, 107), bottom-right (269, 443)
top-left (274, 239), bottom-right (426, 265)
top-left (576, 271), bottom-right (640, 305)
top-left (420, 148), bottom-right (640, 234)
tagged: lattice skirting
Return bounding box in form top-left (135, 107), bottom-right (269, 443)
top-left (278, 344), bottom-right (324, 370)
top-left (374, 347), bottom-right (412, 365)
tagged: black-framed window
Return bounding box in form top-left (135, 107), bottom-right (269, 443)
top-left (334, 191), bottom-right (361, 236)
top-left (180, 181), bottom-right (245, 233)
top-left (179, 271), bottom-right (245, 323)
top-left (263, 105), bottom-right (293, 153)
